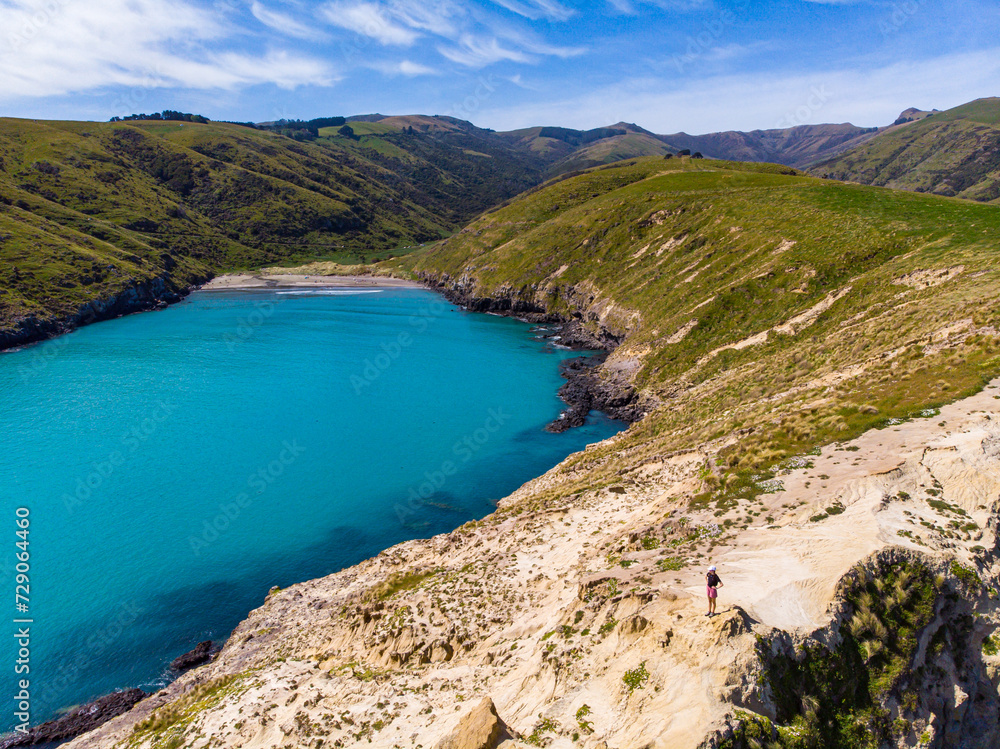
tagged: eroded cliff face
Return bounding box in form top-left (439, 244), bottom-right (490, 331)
top-left (417, 270), bottom-right (653, 428)
top-left (63, 379), bottom-right (1000, 749)
top-left (0, 275), bottom-right (203, 351)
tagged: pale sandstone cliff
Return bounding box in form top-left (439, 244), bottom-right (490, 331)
top-left (64, 378), bottom-right (1000, 749)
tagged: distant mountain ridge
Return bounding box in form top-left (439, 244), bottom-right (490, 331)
top-left (811, 98), bottom-right (1000, 203)
top-left (341, 109), bottom-right (934, 173)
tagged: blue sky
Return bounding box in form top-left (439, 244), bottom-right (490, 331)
top-left (1, 0), bottom-right (997, 133)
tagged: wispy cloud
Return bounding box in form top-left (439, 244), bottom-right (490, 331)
top-left (319, 1), bottom-right (421, 45)
top-left (250, 1), bottom-right (326, 40)
top-left (489, 0), bottom-right (575, 21)
top-left (607, 0), bottom-right (711, 13)
top-left (437, 34), bottom-right (533, 66)
top-left (373, 59), bottom-right (440, 75)
top-left (0, 0), bottom-right (333, 101)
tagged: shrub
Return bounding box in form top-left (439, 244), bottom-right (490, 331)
top-left (622, 661), bottom-right (649, 692)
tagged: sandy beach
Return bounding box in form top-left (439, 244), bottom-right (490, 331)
top-left (198, 273), bottom-right (423, 291)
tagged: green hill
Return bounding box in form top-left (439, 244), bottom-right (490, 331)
top-left (405, 156), bottom-right (1000, 492)
top-left (812, 98), bottom-right (1000, 202)
top-left (0, 115), bottom-right (555, 347)
top-left (662, 122), bottom-right (882, 168)
top-left (6, 101), bottom-right (1000, 350)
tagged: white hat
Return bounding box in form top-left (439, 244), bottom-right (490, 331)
top-left (708, 565), bottom-right (716, 571)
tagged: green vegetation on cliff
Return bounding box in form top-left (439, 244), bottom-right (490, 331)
top-left (0, 115), bottom-right (551, 340)
top-left (406, 155), bottom-right (1000, 501)
top-left (813, 98), bottom-right (1000, 203)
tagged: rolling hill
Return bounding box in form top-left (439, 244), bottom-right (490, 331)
top-left (4, 97), bottom-right (996, 350)
top-left (70, 156), bottom-right (1000, 749)
top-left (812, 98), bottom-right (1000, 202)
top-left (0, 115), bottom-right (552, 348)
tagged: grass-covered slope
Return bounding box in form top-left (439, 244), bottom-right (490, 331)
top-left (813, 98), bottom-right (1000, 203)
top-left (0, 116), bottom-right (555, 345)
top-left (663, 122), bottom-right (881, 168)
top-left (407, 156), bottom-right (1000, 492)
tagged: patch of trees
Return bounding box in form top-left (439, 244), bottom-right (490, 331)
top-left (258, 117), bottom-right (348, 141)
top-left (537, 127), bottom-right (627, 147)
top-left (108, 129), bottom-right (207, 196)
top-left (110, 110), bottom-right (209, 123)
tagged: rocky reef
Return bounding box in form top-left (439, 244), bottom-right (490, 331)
top-left (0, 689), bottom-right (145, 748)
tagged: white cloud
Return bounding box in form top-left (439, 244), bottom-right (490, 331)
top-left (607, 0), bottom-right (711, 12)
top-left (319, 1), bottom-right (421, 45)
top-left (315, 0), bottom-right (583, 67)
top-left (388, 0), bottom-right (464, 36)
top-left (489, 0), bottom-right (574, 21)
top-left (373, 59), bottom-right (439, 75)
top-left (478, 48), bottom-right (1000, 133)
top-left (251, 1), bottom-right (326, 40)
top-left (437, 34), bottom-right (533, 66)
top-left (0, 0), bottom-right (334, 101)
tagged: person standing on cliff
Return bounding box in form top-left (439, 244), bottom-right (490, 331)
top-left (706, 565), bottom-right (722, 616)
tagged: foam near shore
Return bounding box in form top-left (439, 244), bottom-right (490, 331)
top-left (199, 273), bottom-right (422, 291)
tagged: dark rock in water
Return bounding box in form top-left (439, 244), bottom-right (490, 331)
top-left (0, 688), bottom-right (145, 748)
top-left (171, 640), bottom-right (213, 671)
top-left (416, 272), bottom-right (647, 433)
top-left (546, 354), bottom-right (644, 433)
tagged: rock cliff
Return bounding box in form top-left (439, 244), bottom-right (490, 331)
top-left (63, 379), bottom-right (1000, 749)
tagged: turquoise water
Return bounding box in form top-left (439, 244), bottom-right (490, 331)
top-left (0, 287), bottom-right (623, 729)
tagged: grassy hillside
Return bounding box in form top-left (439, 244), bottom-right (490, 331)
top-left (813, 98), bottom-right (1000, 202)
top-left (0, 115), bottom-right (557, 342)
top-left (664, 122), bottom-right (881, 168)
top-left (406, 156), bottom-right (1000, 497)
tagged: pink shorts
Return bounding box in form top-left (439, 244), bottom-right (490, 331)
top-left (707, 586), bottom-right (718, 599)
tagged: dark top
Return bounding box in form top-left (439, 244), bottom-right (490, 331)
top-left (707, 572), bottom-right (721, 588)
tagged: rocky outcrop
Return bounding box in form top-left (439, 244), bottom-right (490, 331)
top-left (0, 689), bottom-right (145, 748)
top-left (418, 271), bottom-right (649, 429)
top-left (547, 354), bottom-right (645, 431)
top-left (170, 641), bottom-right (214, 672)
top-left (436, 698), bottom-right (508, 749)
top-left (417, 272), bottom-right (629, 351)
top-left (0, 275), bottom-right (206, 353)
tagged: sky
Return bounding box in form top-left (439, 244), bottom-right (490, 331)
top-left (0, 0), bottom-right (997, 133)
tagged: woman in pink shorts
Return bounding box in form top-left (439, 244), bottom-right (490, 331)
top-left (706, 565), bottom-right (723, 616)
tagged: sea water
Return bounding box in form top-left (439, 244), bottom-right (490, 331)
top-left (0, 287), bottom-right (623, 730)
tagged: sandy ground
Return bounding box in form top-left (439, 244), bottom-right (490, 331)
top-left (199, 273), bottom-right (423, 290)
top-left (65, 378), bottom-right (1000, 749)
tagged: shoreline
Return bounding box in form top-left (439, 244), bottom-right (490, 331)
top-left (3, 271), bottom-right (632, 742)
top-left (0, 273), bottom-right (420, 355)
top-left (197, 273), bottom-right (423, 291)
